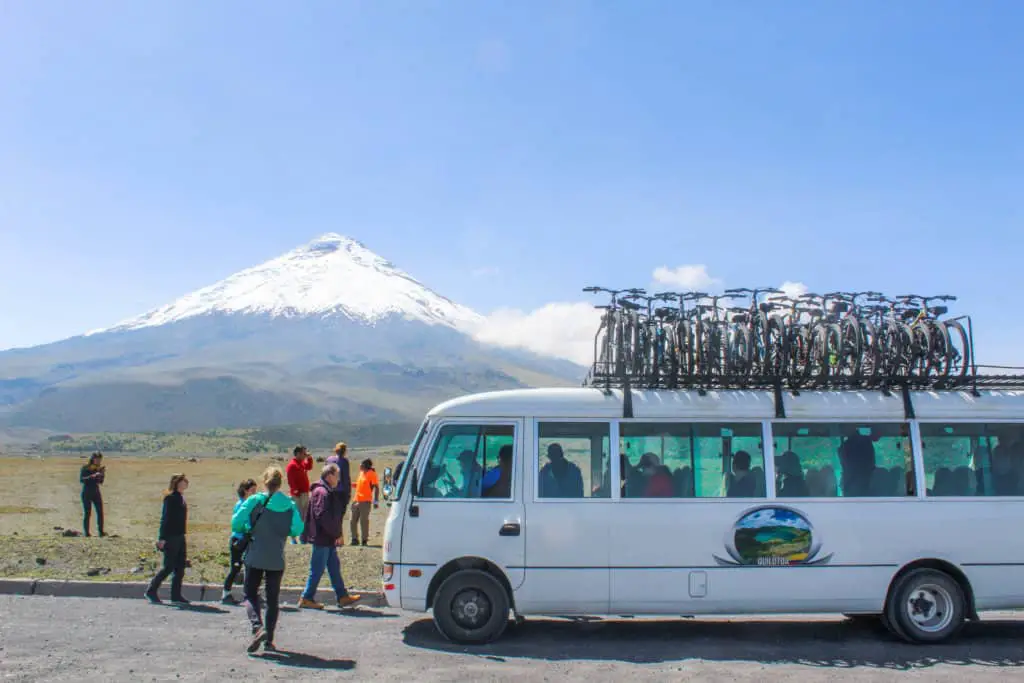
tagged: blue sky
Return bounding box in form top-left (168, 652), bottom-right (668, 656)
top-left (1, 1), bottom-right (1022, 363)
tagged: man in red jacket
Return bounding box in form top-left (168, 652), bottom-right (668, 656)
top-left (286, 445), bottom-right (313, 545)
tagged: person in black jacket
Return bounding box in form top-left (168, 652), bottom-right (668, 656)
top-left (79, 452), bottom-right (106, 537)
top-left (145, 473), bottom-right (190, 605)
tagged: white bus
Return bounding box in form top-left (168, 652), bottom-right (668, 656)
top-left (381, 386), bottom-right (1024, 645)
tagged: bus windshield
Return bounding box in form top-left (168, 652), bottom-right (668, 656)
top-left (393, 419), bottom-right (429, 501)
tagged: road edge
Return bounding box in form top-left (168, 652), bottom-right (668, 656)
top-left (0, 578), bottom-right (385, 606)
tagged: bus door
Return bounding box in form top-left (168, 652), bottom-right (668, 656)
top-left (399, 419), bottom-right (526, 607)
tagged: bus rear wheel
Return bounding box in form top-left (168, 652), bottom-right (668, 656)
top-left (432, 569), bottom-right (510, 645)
top-left (885, 568), bottom-right (966, 644)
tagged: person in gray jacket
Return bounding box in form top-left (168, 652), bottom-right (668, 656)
top-left (231, 466), bottom-right (304, 654)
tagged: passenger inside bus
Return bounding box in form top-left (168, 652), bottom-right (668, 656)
top-left (726, 450), bottom-right (758, 497)
top-left (538, 443), bottom-right (584, 498)
top-left (638, 453), bottom-right (674, 497)
top-left (456, 450), bottom-right (484, 497)
top-left (776, 450), bottom-right (809, 497)
top-left (482, 445), bottom-right (513, 499)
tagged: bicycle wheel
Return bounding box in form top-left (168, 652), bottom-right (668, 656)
top-left (859, 320), bottom-right (881, 385)
top-left (943, 320), bottom-right (970, 379)
top-left (910, 322), bottom-right (931, 380)
top-left (766, 315), bottom-right (788, 378)
top-left (926, 320), bottom-right (951, 379)
top-left (729, 325), bottom-right (753, 378)
top-left (839, 317), bottom-right (862, 379)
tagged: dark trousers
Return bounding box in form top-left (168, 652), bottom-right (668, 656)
top-left (223, 540), bottom-right (245, 591)
top-left (244, 567), bottom-right (284, 641)
top-left (81, 489), bottom-right (104, 536)
top-left (147, 535), bottom-right (186, 599)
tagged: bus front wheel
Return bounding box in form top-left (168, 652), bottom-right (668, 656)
top-left (885, 568), bottom-right (966, 644)
top-left (432, 569), bottom-right (510, 645)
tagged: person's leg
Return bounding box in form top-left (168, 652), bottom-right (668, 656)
top-left (81, 492), bottom-right (91, 536)
top-left (94, 491), bottom-right (105, 536)
top-left (300, 545), bottom-right (328, 604)
top-left (169, 537), bottom-right (187, 601)
top-left (349, 503), bottom-right (361, 544)
top-left (325, 544), bottom-right (347, 598)
top-left (243, 567), bottom-right (264, 631)
top-left (360, 503), bottom-right (370, 545)
top-left (264, 570), bottom-right (284, 645)
top-left (223, 541), bottom-right (243, 598)
top-left (146, 544), bottom-right (174, 600)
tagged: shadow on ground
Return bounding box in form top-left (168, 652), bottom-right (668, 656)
top-left (255, 650), bottom-right (356, 671)
top-left (403, 616), bottom-right (1024, 670)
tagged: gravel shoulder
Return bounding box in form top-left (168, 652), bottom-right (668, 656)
top-left (3, 596), bottom-right (1024, 682)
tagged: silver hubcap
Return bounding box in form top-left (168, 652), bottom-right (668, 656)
top-left (452, 588), bottom-right (491, 630)
top-left (906, 583), bottom-right (954, 633)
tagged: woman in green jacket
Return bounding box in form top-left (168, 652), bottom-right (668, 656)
top-left (231, 466), bottom-right (304, 654)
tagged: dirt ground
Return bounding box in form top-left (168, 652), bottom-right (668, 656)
top-left (0, 453), bottom-right (403, 590)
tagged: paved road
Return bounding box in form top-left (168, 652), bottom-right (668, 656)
top-left (2, 596), bottom-right (1024, 682)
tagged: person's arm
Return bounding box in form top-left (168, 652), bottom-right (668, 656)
top-left (371, 471), bottom-right (380, 505)
top-left (339, 460), bottom-right (352, 508)
top-left (80, 467), bottom-right (90, 484)
top-left (231, 493), bottom-right (260, 534)
top-left (286, 463), bottom-right (301, 496)
top-left (288, 498), bottom-right (305, 538)
top-left (157, 496), bottom-right (170, 544)
top-left (309, 489), bottom-right (326, 539)
top-left (304, 456), bottom-right (313, 472)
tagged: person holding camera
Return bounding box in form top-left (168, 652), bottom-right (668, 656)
top-left (79, 452), bottom-right (106, 537)
top-left (145, 473), bottom-right (190, 605)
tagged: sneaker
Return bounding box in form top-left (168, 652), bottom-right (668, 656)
top-left (298, 597), bottom-right (324, 610)
top-left (263, 641), bottom-right (277, 652)
top-left (144, 590), bottom-right (162, 604)
top-left (170, 596), bottom-right (191, 605)
top-left (361, 540), bottom-right (368, 547)
top-left (337, 595), bottom-right (361, 608)
top-left (350, 539), bottom-right (359, 546)
top-left (247, 627), bottom-right (267, 654)
top-left (290, 537), bottom-right (298, 545)
top-left (221, 594), bottom-right (240, 605)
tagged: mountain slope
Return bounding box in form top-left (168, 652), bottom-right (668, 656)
top-left (0, 234), bottom-right (584, 432)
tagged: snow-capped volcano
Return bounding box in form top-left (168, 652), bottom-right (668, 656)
top-left (91, 233), bottom-right (483, 335)
top-left (0, 233), bottom-right (582, 434)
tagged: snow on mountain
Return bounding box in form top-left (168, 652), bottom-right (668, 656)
top-left (89, 233), bottom-right (484, 335)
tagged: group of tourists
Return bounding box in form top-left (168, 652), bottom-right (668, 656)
top-left (135, 441), bottom-right (381, 654)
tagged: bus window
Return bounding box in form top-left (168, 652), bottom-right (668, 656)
top-left (920, 423), bottom-right (1024, 496)
top-left (537, 422), bottom-right (610, 499)
top-left (418, 423), bottom-right (515, 499)
top-left (771, 423), bottom-right (913, 498)
top-left (619, 422), bottom-right (765, 499)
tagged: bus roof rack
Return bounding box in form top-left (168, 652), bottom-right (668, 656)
top-left (582, 364), bottom-right (1024, 395)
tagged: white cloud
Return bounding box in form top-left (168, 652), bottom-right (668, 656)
top-left (652, 265), bottom-right (722, 290)
top-left (470, 302), bottom-right (601, 366)
top-left (778, 281), bottom-right (808, 298)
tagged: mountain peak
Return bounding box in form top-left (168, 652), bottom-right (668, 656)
top-left (89, 234), bottom-right (483, 335)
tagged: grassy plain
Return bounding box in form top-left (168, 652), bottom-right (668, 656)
top-left (0, 450), bottom-right (404, 591)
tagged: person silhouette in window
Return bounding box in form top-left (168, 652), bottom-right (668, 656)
top-left (538, 443), bottom-right (584, 498)
top-left (482, 445), bottom-right (514, 498)
top-left (727, 450), bottom-right (757, 497)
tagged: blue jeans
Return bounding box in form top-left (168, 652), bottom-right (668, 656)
top-left (302, 544), bottom-right (348, 601)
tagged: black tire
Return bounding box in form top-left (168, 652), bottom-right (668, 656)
top-left (885, 568), bottom-right (966, 644)
top-left (432, 569), bottom-right (511, 645)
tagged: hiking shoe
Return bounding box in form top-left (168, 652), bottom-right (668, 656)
top-left (361, 540), bottom-right (368, 547)
top-left (144, 590), bottom-right (162, 604)
top-left (247, 627), bottom-right (267, 654)
top-left (263, 641), bottom-right (277, 652)
top-left (350, 539), bottom-right (359, 546)
top-left (337, 595), bottom-right (361, 608)
top-left (298, 598), bottom-right (324, 610)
